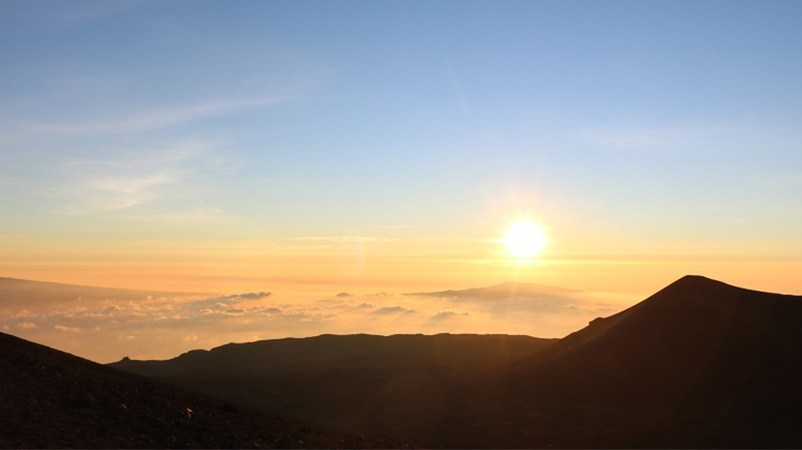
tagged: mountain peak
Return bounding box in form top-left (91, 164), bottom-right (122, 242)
top-left (645, 275), bottom-right (765, 309)
top-left (501, 275), bottom-right (802, 414)
top-left (669, 274), bottom-right (729, 289)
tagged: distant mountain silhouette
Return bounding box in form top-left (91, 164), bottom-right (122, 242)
top-left (406, 280), bottom-right (578, 299)
top-left (0, 276), bottom-right (211, 310)
top-left (112, 276), bottom-right (802, 448)
top-left (0, 331), bottom-right (406, 448)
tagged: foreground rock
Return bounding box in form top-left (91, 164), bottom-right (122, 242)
top-left (0, 331), bottom-right (407, 449)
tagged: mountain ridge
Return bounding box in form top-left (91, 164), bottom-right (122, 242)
top-left (111, 333), bottom-right (555, 446)
top-left (111, 275), bottom-right (802, 448)
top-left (405, 280), bottom-right (579, 298)
top-left (494, 275), bottom-right (802, 406)
top-left (0, 276), bottom-right (213, 296)
top-left (0, 276), bottom-right (215, 312)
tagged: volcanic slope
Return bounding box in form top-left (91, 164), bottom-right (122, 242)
top-left (501, 275), bottom-right (802, 404)
top-left (481, 275), bottom-right (802, 448)
top-left (113, 276), bottom-right (802, 448)
top-left (112, 333), bottom-right (554, 445)
top-left (0, 331), bottom-right (406, 449)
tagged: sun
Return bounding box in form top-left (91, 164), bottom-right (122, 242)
top-left (499, 220), bottom-right (547, 260)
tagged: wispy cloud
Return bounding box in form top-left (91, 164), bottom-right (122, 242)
top-left (373, 225), bottom-right (414, 229)
top-left (24, 96), bottom-right (287, 135)
top-left (0, 234), bottom-right (25, 239)
top-left (122, 207), bottom-right (227, 224)
top-left (50, 138), bottom-right (230, 214)
top-left (283, 236), bottom-right (382, 243)
top-left (370, 306), bottom-right (414, 316)
top-left (424, 309), bottom-right (470, 327)
top-left (446, 61), bottom-right (472, 117)
top-left (1, 0), bottom-right (160, 37)
top-left (576, 121), bottom-right (802, 156)
top-left (577, 125), bottom-right (712, 152)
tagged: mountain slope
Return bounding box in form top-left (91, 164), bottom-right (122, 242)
top-left (115, 333), bottom-right (552, 378)
top-left (112, 276), bottom-right (802, 448)
top-left (0, 331), bottom-right (405, 449)
top-left (471, 275), bottom-right (802, 447)
top-left (112, 333), bottom-right (554, 445)
top-left (0, 277), bottom-right (211, 311)
top-left (500, 275), bottom-right (802, 406)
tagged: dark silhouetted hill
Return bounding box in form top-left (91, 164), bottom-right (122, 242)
top-left (112, 276), bottom-right (802, 448)
top-left (500, 275), bottom-right (802, 406)
top-left (112, 333), bottom-right (553, 446)
top-left (472, 275), bottom-right (802, 447)
top-left (0, 276), bottom-right (211, 311)
top-left (0, 331), bottom-right (407, 449)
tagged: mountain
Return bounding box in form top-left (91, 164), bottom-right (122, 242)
top-left (112, 276), bottom-right (802, 448)
top-left (112, 333), bottom-right (554, 446)
top-left (478, 275), bottom-right (802, 447)
top-left (0, 276), bottom-right (211, 311)
top-left (500, 275), bottom-right (802, 406)
top-left (406, 280), bottom-right (578, 299)
top-left (0, 331), bottom-right (406, 449)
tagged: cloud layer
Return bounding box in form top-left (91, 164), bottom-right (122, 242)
top-left (0, 280), bottom-right (622, 363)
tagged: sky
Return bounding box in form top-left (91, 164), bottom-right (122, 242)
top-left (2, 0), bottom-right (802, 359)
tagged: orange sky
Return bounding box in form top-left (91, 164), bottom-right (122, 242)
top-left (3, 232), bottom-right (801, 298)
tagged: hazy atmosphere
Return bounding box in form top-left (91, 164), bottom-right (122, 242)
top-left (2, 0), bottom-right (802, 362)
top-left (2, 277), bottom-right (620, 361)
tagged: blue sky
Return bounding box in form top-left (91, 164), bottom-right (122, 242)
top-left (2, 0), bottom-right (802, 295)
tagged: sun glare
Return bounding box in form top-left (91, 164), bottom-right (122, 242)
top-left (500, 220), bottom-right (547, 261)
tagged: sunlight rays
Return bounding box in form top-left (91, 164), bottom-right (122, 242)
top-left (499, 220), bottom-right (547, 262)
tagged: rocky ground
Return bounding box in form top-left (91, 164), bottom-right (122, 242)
top-left (0, 331), bottom-right (409, 449)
